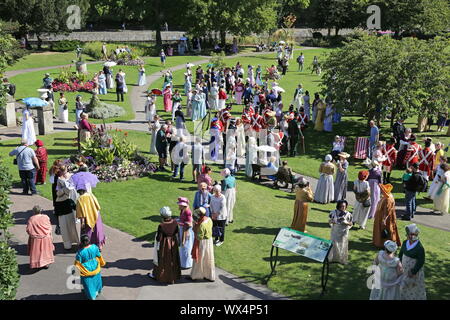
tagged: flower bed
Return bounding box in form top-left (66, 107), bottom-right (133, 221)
top-left (66, 126), bottom-right (157, 182)
top-left (52, 79), bottom-right (96, 93)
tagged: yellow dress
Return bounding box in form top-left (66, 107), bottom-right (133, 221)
top-left (291, 186), bottom-right (314, 232)
top-left (314, 101), bottom-right (326, 131)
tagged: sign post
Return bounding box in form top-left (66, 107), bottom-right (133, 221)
top-left (268, 227), bottom-right (333, 297)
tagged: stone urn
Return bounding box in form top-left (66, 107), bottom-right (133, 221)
top-left (76, 60), bottom-right (88, 74)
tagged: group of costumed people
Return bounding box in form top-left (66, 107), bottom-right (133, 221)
top-left (149, 167), bottom-right (237, 284)
top-left (26, 156), bottom-right (107, 300)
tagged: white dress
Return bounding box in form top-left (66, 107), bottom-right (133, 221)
top-left (120, 72), bottom-right (128, 93)
top-left (150, 121), bottom-right (161, 154)
top-left (433, 170), bottom-right (450, 214)
top-left (145, 96), bottom-right (156, 121)
top-left (58, 99), bottom-right (69, 123)
top-left (428, 165), bottom-right (444, 199)
top-left (352, 180), bottom-right (371, 228)
top-left (328, 210), bottom-right (352, 264)
top-left (22, 109), bottom-right (36, 145)
top-left (138, 68), bottom-right (146, 86)
top-left (369, 251), bottom-right (403, 300)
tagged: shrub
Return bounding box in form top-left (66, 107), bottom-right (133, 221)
top-left (51, 40), bottom-right (82, 52)
top-left (83, 41), bottom-right (146, 60)
top-left (0, 156), bottom-right (19, 300)
top-left (86, 95), bottom-right (125, 119)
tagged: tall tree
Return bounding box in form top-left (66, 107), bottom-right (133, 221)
top-left (1, 0), bottom-right (89, 48)
top-left (321, 35), bottom-right (450, 126)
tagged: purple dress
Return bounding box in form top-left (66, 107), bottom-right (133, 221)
top-left (81, 212), bottom-right (106, 248)
top-left (368, 167), bottom-right (382, 219)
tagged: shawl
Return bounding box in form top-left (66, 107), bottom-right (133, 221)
top-left (76, 193), bottom-right (101, 229)
top-left (26, 214), bottom-right (52, 239)
top-left (75, 255), bottom-right (106, 277)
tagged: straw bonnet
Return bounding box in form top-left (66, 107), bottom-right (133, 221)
top-left (338, 152), bottom-right (350, 158)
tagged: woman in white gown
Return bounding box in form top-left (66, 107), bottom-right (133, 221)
top-left (58, 92), bottom-right (69, 123)
top-left (22, 106), bottom-right (37, 145)
top-left (149, 114), bottom-right (161, 154)
top-left (138, 65), bottom-right (146, 86)
top-left (145, 93), bottom-right (157, 122)
top-left (119, 70), bottom-right (127, 93)
top-left (328, 200), bottom-right (353, 264)
top-left (432, 163), bottom-right (450, 215)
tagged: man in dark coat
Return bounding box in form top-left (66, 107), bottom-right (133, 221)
top-left (288, 112), bottom-right (301, 157)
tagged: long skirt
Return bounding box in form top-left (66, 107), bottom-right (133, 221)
top-left (334, 171), bottom-right (347, 202)
top-left (59, 211), bottom-right (79, 249)
top-left (368, 179), bottom-right (381, 219)
top-left (224, 187), bottom-right (236, 223)
top-left (184, 81), bottom-right (191, 95)
top-left (35, 164), bottom-right (47, 184)
top-left (353, 201), bottom-right (370, 228)
top-left (433, 186), bottom-right (449, 214)
top-left (328, 224), bottom-right (350, 264)
top-left (81, 272), bottom-right (103, 300)
top-left (138, 73), bottom-right (146, 86)
top-left (291, 201), bottom-right (308, 232)
top-left (107, 74), bottom-right (114, 89)
top-left (428, 177), bottom-right (443, 200)
top-left (172, 102), bottom-right (180, 122)
top-left (22, 119), bottom-right (36, 146)
top-left (145, 104), bottom-right (156, 122)
top-left (164, 95), bottom-right (173, 112)
top-left (218, 99), bottom-right (226, 110)
top-left (59, 104), bottom-right (69, 123)
top-left (400, 255), bottom-right (427, 300)
top-left (81, 212), bottom-right (106, 248)
top-left (178, 226), bottom-right (194, 269)
top-left (314, 174), bottom-right (334, 204)
top-left (235, 91), bottom-right (243, 104)
top-left (190, 238), bottom-right (215, 281)
top-left (209, 97), bottom-right (219, 111)
top-left (150, 129), bottom-right (158, 154)
top-left (28, 235), bottom-right (55, 268)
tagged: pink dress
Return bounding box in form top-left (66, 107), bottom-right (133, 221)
top-left (26, 214), bottom-right (55, 268)
top-left (197, 174), bottom-right (213, 192)
top-left (163, 88), bottom-right (173, 112)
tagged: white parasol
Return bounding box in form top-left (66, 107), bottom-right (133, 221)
top-left (186, 63), bottom-right (194, 68)
top-left (278, 40), bottom-right (286, 45)
top-left (272, 85), bottom-right (285, 93)
top-left (103, 61), bottom-right (117, 67)
top-left (257, 145), bottom-right (277, 153)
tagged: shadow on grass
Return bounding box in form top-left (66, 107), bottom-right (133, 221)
top-left (232, 226), bottom-right (279, 236)
top-left (142, 215), bottom-right (163, 223)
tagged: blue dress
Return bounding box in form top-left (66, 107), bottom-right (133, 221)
top-left (193, 191), bottom-right (212, 217)
top-left (191, 93), bottom-right (207, 121)
top-left (76, 244), bottom-right (103, 300)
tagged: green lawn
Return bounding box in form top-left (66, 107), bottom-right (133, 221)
top-left (8, 55), bottom-right (207, 124)
top-left (5, 52), bottom-right (96, 72)
top-left (1, 130), bottom-right (449, 300)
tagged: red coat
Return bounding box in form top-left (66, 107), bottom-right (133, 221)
top-left (418, 147), bottom-right (434, 176)
top-left (382, 144), bottom-right (397, 170)
top-left (218, 90), bottom-right (227, 100)
top-left (252, 114), bottom-right (265, 132)
top-left (405, 142), bottom-right (421, 167)
top-left (35, 147), bottom-right (48, 184)
top-left (219, 110), bottom-right (231, 131)
top-left (297, 113), bottom-right (308, 129)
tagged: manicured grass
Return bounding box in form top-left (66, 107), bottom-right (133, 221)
top-left (5, 51), bottom-right (96, 72)
top-left (1, 130), bottom-right (449, 300)
top-left (8, 54), bottom-right (207, 124)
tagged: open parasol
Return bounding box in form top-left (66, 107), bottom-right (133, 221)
top-left (257, 145), bottom-right (277, 153)
top-left (186, 63), bottom-right (194, 68)
top-left (22, 97), bottom-right (48, 108)
top-left (150, 88), bottom-right (163, 95)
top-left (272, 85), bottom-right (285, 93)
top-left (71, 171), bottom-right (99, 191)
top-left (103, 61), bottom-right (117, 67)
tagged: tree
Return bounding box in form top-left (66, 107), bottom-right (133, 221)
top-left (320, 35), bottom-right (450, 127)
top-left (0, 0), bottom-right (90, 48)
top-left (178, 0), bottom-right (279, 46)
top-left (0, 23), bottom-right (21, 109)
top-left (376, 0), bottom-right (450, 35)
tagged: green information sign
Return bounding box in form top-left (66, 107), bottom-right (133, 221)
top-left (272, 227), bottom-right (332, 263)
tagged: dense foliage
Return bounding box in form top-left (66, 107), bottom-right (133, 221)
top-left (321, 35), bottom-right (450, 125)
top-left (0, 156), bottom-right (19, 300)
top-left (50, 40), bottom-right (83, 52)
top-left (86, 94), bottom-right (125, 119)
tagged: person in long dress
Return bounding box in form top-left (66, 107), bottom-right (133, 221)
top-left (75, 235), bottom-right (106, 300)
top-left (54, 166), bottom-right (79, 250)
top-left (313, 99), bottom-right (326, 131)
top-left (323, 102), bottom-right (333, 132)
top-left (171, 89), bottom-right (183, 122)
top-left (149, 207), bottom-right (181, 283)
top-left (145, 93), bottom-right (157, 122)
top-left (236, 118), bottom-right (246, 159)
top-left (292, 84), bottom-right (303, 112)
top-left (184, 72), bottom-right (192, 95)
top-left (291, 177), bottom-right (314, 232)
top-left (314, 154), bottom-right (335, 204)
top-left (193, 183), bottom-right (212, 217)
top-left (118, 69), bottom-right (127, 93)
top-left (369, 240), bottom-right (404, 300)
top-left (353, 170), bottom-right (371, 229)
top-left (58, 92), bottom-right (69, 123)
top-left (26, 205), bottom-right (55, 269)
top-left (328, 200), bottom-right (353, 264)
top-left (432, 163), bottom-right (450, 215)
top-left (149, 114), bottom-right (161, 154)
top-left (334, 152), bottom-right (349, 202)
top-left (34, 140), bottom-right (48, 184)
top-left (176, 197), bottom-right (194, 269)
top-left (428, 161), bottom-right (447, 200)
top-left (303, 91), bottom-right (311, 119)
top-left (191, 90), bottom-right (207, 121)
top-left (98, 71), bottom-right (107, 95)
top-left (209, 82), bottom-right (219, 111)
top-left (218, 86), bottom-right (227, 110)
top-left (245, 137), bottom-right (258, 178)
top-left (221, 168), bottom-right (236, 224)
top-left (373, 183), bottom-right (401, 248)
top-left (138, 65), bottom-right (146, 86)
top-left (22, 106), bottom-right (36, 146)
top-left (163, 85), bottom-right (173, 113)
top-left (399, 224), bottom-right (427, 300)
top-left (190, 207), bottom-right (215, 281)
top-left (368, 160), bottom-right (382, 219)
top-left (76, 189), bottom-right (106, 250)
top-left (234, 79), bottom-right (244, 105)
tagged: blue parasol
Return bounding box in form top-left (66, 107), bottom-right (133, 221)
top-left (22, 97), bottom-right (48, 108)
